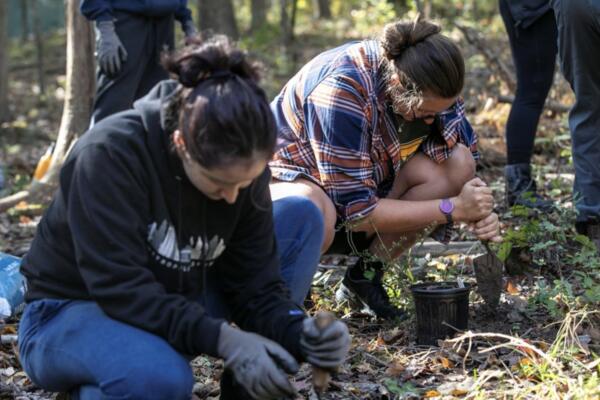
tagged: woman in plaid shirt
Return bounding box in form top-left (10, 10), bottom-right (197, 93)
top-left (270, 17), bottom-right (501, 320)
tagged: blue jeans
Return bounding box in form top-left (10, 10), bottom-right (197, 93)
top-left (552, 0), bottom-right (600, 223)
top-left (18, 196), bottom-right (323, 399)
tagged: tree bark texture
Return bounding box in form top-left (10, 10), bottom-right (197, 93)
top-left (49, 0), bottom-right (95, 177)
top-left (280, 0), bottom-right (297, 47)
top-left (250, 0), bottom-right (268, 32)
top-left (314, 0), bottom-right (332, 20)
top-left (30, 0), bottom-right (46, 95)
top-left (198, 0), bottom-right (239, 40)
top-left (20, 0), bottom-right (30, 43)
top-left (0, 0), bottom-right (8, 123)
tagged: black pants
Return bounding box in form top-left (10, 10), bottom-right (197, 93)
top-left (91, 11), bottom-right (174, 125)
top-left (499, 0), bottom-right (558, 165)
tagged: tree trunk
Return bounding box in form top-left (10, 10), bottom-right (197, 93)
top-left (280, 0), bottom-right (297, 47)
top-left (197, 0), bottom-right (239, 40)
top-left (280, 0), bottom-right (289, 43)
top-left (250, 0), bottom-right (268, 32)
top-left (389, 0), bottom-right (410, 16)
top-left (0, 0), bottom-right (8, 123)
top-left (20, 0), bottom-right (30, 43)
top-left (423, 0), bottom-right (432, 19)
top-left (30, 0), bottom-right (45, 96)
top-left (414, 0), bottom-right (431, 18)
top-left (314, 0), bottom-right (332, 20)
top-left (49, 0), bottom-right (95, 178)
top-left (0, 0), bottom-right (95, 212)
top-left (471, 0), bottom-right (479, 19)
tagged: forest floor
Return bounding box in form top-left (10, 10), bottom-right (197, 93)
top-left (1, 16), bottom-right (599, 400)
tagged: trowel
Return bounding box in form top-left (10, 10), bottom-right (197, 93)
top-left (473, 241), bottom-right (504, 310)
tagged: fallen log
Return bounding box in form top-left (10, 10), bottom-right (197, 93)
top-left (454, 22), bottom-right (516, 92)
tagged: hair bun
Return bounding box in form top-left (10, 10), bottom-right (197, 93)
top-left (174, 58), bottom-right (207, 88)
top-left (381, 16), bottom-right (442, 60)
top-left (162, 34), bottom-right (261, 88)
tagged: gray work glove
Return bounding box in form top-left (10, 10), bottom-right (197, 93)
top-left (95, 20), bottom-right (128, 78)
top-left (217, 323), bottom-right (299, 400)
top-left (182, 19), bottom-right (197, 40)
top-left (300, 317), bottom-right (351, 369)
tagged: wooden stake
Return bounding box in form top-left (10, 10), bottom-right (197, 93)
top-left (312, 311), bottom-right (336, 395)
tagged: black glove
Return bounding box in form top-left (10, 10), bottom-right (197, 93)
top-left (300, 317), bottom-right (351, 369)
top-left (182, 19), bottom-right (197, 39)
top-left (217, 323), bottom-right (299, 400)
top-left (95, 20), bottom-right (128, 78)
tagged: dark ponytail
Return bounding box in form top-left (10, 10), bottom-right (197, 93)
top-left (162, 34), bottom-right (276, 168)
top-left (380, 16), bottom-right (464, 111)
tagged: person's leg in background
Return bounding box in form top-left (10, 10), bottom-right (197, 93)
top-left (551, 0), bottom-right (600, 249)
top-left (91, 12), bottom-right (158, 125)
top-left (500, 0), bottom-right (557, 211)
top-left (18, 299), bottom-right (194, 400)
top-left (135, 15), bottom-right (174, 101)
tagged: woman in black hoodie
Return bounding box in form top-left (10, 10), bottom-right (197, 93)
top-left (18, 35), bottom-right (350, 400)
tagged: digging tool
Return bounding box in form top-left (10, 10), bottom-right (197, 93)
top-left (312, 311), bottom-right (336, 397)
top-left (473, 241), bottom-right (504, 310)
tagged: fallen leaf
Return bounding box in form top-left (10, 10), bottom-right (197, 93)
top-left (385, 362), bottom-right (405, 377)
top-left (451, 388), bottom-right (469, 396)
top-left (355, 362), bottom-right (375, 374)
top-left (14, 201), bottom-right (29, 210)
top-left (2, 325), bottom-right (17, 334)
top-left (439, 357), bottom-right (454, 369)
top-left (483, 353), bottom-right (500, 368)
top-left (506, 280), bottom-right (520, 294)
top-left (424, 389), bottom-right (441, 398)
top-left (517, 357), bottom-right (534, 368)
top-left (381, 327), bottom-right (406, 345)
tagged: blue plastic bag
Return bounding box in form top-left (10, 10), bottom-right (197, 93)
top-left (0, 252), bottom-right (26, 319)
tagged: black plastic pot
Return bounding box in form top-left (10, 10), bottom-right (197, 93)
top-left (410, 282), bottom-right (471, 346)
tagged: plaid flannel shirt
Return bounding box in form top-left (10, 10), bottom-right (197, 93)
top-left (269, 40), bottom-right (478, 242)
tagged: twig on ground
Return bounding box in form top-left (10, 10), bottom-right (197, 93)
top-left (446, 331), bottom-right (563, 371)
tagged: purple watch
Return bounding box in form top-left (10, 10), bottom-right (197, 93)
top-left (439, 198), bottom-right (454, 223)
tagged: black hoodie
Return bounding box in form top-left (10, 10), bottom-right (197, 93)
top-left (21, 81), bottom-right (306, 359)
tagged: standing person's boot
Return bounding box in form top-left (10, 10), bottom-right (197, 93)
top-left (505, 163), bottom-right (554, 211)
top-left (335, 258), bottom-right (406, 320)
top-left (576, 220), bottom-right (600, 254)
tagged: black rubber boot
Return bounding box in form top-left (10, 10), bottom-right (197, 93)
top-left (505, 163), bottom-right (554, 212)
top-left (576, 220), bottom-right (600, 254)
top-left (335, 259), bottom-right (406, 321)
